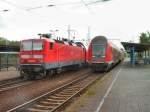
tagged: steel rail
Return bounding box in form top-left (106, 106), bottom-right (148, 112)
top-left (7, 71), bottom-right (103, 112)
top-left (0, 69), bottom-right (90, 93)
top-left (0, 81), bottom-right (33, 92)
top-left (0, 78), bottom-right (25, 88)
top-left (0, 77), bottom-right (21, 85)
top-left (0, 77), bottom-right (35, 92)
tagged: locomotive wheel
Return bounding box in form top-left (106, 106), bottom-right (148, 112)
top-left (46, 70), bottom-right (53, 78)
top-left (91, 68), bottom-right (96, 73)
top-left (105, 66), bottom-right (110, 72)
top-left (20, 70), bottom-right (24, 79)
top-left (20, 70), bottom-right (30, 80)
top-left (72, 65), bottom-right (79, 71)
top-left (35, 71), bottom-right (47, 80)
top-left (56, 68), bottom-right (62, 74)
top-left (29, 75), bottom-right (36, 80)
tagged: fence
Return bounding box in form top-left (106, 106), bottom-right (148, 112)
top-left (0, 52), bottom-right (19, 71)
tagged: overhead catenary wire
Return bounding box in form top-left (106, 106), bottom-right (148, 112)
top-left (0, 0), bottom-right (26, 11)
top-left (26, 1), bottom-right (83, 11)
top-left (80, 0), bottom-right (93, 13)
top-left (0, 0), bottom-right (112, 11)
top-left (86, 0), bottom-right (111, 5)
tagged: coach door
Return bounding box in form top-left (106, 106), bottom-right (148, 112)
top-left (92, 44), bottom-right (105, 61)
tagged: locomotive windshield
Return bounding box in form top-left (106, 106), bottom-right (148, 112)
top-left (21, 41), bottom-right (32, 51)
top-left (21, 40), bottom-right (43, 51)
top-left (33, 41), bottom-right (43, 50)
top-left (92, 44), bottom-right (105, 57)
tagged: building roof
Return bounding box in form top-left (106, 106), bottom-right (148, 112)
top-left (0, 45), bottom-right (20, 52)
top-left (121, 42), bottom-right (150, 52)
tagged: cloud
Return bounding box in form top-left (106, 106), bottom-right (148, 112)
top-left (0, 0), bottom-right (150, 42)
top-left (0, 16), bottom-right (7, 29)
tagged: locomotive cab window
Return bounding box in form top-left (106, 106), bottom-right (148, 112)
top-left (33, 40), bottom-right (43, 50)
top-left (21, 40), bottom-right (32, 51)
top-left (50, 42), bottom-right (54, 50)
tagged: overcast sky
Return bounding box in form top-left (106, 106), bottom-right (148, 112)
top-left (0, 0), bottom-right (150, 46)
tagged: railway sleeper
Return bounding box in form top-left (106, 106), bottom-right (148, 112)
top-left (27, 107), bottom-right (50, 112)
top-left (67, 85), bottom-right (88, 91)
top-left (55, 94), bottom-right (71, 97)
top-left (68, 87), bottom-right (82, 91)
top-left (32, 104), bottom-right (55, 110)
top-left (62, 88), bottom-right (80, 91)
top-left (67, 86), bottom-right (81, 90)
top-left (45, 96), bottom-right (66, 101)
top-left (45, 99), bottom-right (64, 103)
top-left (48, 95), bottom-right (68, 100)
top-left (40, 101), bottom-right (62, 106)
top-left (35, 104), bottom-right (56, 109)
top-left (59, 92), bottom-right (74, 96)
top-left (67, 85), bottom-right (81, 88)
top-left (63, 89), bottom-right (80, 93)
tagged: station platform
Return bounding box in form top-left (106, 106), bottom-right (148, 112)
top-left (65, 61), bottom-right (150, 112)
top-left (0, 67), bottom-right (20, 81)
top-left (99, 62), bottom-right (150, 112)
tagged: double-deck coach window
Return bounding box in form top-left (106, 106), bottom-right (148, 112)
top-left (50, 42), bottom-right (53, 50)
top-left (92, 44), bottom-right (105, 56)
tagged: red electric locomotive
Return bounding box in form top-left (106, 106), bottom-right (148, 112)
top-left (87, 36), bottom-right (122, 72)
top-left (20, 34), bottom-right (86, 79)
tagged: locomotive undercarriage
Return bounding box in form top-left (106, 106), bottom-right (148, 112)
top-left (20, 63), bottom-right (84, 80)
top-left (20, 64), bottom-right (46, 80)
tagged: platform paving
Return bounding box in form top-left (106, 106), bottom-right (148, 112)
top-left (99, 63), bottom-right (150, 112)
top-left (0, 67), bottom-right (20, 81)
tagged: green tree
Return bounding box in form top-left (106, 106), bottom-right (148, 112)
top-left (0, 37), bottom-right (8, 45)
top-left (0, 37), bottom-right (20, 46)
top-left (139, 31), bottom-right (150, 43)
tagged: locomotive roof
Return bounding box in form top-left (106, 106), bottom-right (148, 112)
top-left (21, 38), bottom-right (85, 48)
top-left (0, 45), bottom-right (20, 52)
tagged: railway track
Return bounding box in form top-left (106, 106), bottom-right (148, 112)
top-left (0, 77), bottom-right (21, 86)
top-left (7, 72), bottom-right (104, 112)
top-left (0, 68), bottom-right (90, 93)
top-left (0, 77), bottom-right (33, 92)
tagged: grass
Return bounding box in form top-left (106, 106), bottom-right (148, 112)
top-left (86, 88), bottom-right (96, 96)
top-left (64, 97), bottom-right (87, 112)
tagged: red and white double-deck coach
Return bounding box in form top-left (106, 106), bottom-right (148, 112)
top-left (87, 36), bottom-right (123, 72)
top-left (19, 34), bottom-right (86, 79)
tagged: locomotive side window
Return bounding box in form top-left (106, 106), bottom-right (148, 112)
top-left (50, 42), bottom-right (54, 50)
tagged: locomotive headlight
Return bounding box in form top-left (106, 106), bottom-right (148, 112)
top-left (101, 55), bottom-right (106, 58)
top-left (21, 55), bottom-right (30, 58)
top-left (33, 55), bottom-right (43, 59)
